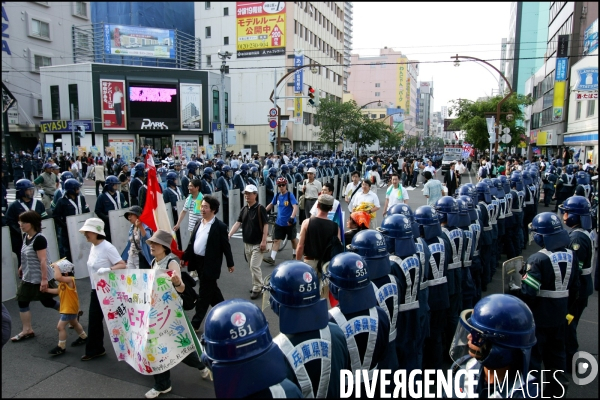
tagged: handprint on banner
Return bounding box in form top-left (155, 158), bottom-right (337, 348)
top-left (119, 334), bottom-right (126, 344)
top-left (121, 274), bottom-right (126, 281)
top-left (143, 273), bottom-right (149, 290)
top-left (107, 311), bottom-right (117, 320)
top-left (169, 320), bottom-right (185, 335)
top-left (112, 336), bottom-right (120, 343)
top-left (151, 292), bottom-right (159, 307)
top-left (118, 353), bottom-right (126, 360)
top-left (119, 341), bottom-right (125, 352)
top-left (149, 327), bottom-right (156, 335)
top-left (175, 309), bottom-right (183, 318)
top-left (149, 307), bottom-right (158, 319)
top-left (156, 277), bottom-right (169, 291)
top-left (103, 296), bottom-right (114, 306)
top-left (162, 291), bottom-right (173, 304)
top-left (108, 271), bottom-right (117, 286)
top-left (126, 276), bottom-right (133, 293)
top-left (96, 279), bottom-right (110, 293)
top-left (137, 352), bottom-right (142, 362)
top-left (131, 273), bottom-right (138, 287)
top-left (174, 334), bottom-right (191, 348)
top-left (123, 318), bottom-right (130, 332)
top-left (147, 353), bottom-right (156, 362)
top-left (157, 344), bottom-right (168, 354)
top-left (144, 362), bottom-right (153, 374)
top-left (129, 336), bottom-right (135, 349)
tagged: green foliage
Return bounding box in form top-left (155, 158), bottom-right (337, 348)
top-left (380, 128), bottom-right (403, 150)
top-left (447, 93), bottom-right (533, 152)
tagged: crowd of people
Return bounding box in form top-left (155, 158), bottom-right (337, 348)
top-left (1, 143), bottom-right (599, 398)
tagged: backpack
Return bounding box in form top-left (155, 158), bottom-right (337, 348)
top-left (480, 166), bottom-right (488, 178)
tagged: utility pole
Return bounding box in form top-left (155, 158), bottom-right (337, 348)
top-left (218, 51), bottom-right (231, 156)
top-left (71, 103), bottom-right (75, 157)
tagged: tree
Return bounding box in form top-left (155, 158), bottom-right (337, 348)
top-left (379, 127), bottom-right (403, 151)
top-left (447, 93), bottom-right (533, 153)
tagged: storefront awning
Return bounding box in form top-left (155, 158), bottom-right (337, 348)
top-left (563, 132), bottom-right (598, 145)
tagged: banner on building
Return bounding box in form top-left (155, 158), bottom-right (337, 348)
top-left (108, 139), bottom-right (135, 163)
top-left (294, 95), bottom-right (303, 124)
top-left (96, 269), bottom-right (199, 375)
top-left (180, 84), bottom-right (202, 130)
top-left (583, 18), bottom-right (598, 55)
top-left (552, 35), bottom-right (569, 123)
top-left (100, 79), bottom-right (127, 130)
top-left (574, 67), bottom-right (598, 91)
top-left (174, 140), bottom-right (198, 160)
top-left (236, 2), bottom-right (286, 58)
top-left (294, 51), bottom-right (304, 93)
top-left (104, 24), bottom-right (175, 59)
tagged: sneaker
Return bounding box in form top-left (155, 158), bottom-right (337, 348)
top-left (200, 367), bottom-right (213, 381)
top-left (250, 291), bottom-right (261, 300)
top-left (263, 256), bottom-right (275, 265)
top-left (72, 337), bottom-right (87, 347)
top-left (145, 387), bottom-right (172, 399)
top-left (81, 351), bottom-right (106, 361)
top-left (49, 346), bottom-right (66, 356)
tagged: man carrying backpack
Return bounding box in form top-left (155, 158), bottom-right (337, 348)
top-left (228, 185), bottom-right (268, 300)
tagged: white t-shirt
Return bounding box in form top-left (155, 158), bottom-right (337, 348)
top-left (87, 240), bottom-right (123, 287)
top-left (350, 190), bottom-right (381, 212)
top-left (424, 165), bottom-right (436, 175)
top-left (310, 198), bottom-right (340, 217)
top-left (385, 185), bottom-right (409, 211)
top-left (344, 181), bottom-right (361, 201)
top-left (456, 163), bottom-right (467, 174)
top-left (113, 91), bottom-right (123, 104)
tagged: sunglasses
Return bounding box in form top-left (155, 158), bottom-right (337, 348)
top-left (277, 184), bottom-right (287, 187)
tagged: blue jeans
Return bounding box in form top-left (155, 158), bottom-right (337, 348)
top-left (411, 171), bottom-right (419, 186)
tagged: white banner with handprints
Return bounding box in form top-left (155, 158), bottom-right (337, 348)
top-left (96, 269), bottom-right (198, 375)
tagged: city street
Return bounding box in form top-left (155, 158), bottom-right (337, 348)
top-left (2, 170), bottom-right (598, 398)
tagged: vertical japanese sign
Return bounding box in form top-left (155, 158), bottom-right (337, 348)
top-left (236, 2), bottom-right (286, 58)
top-left (180, 83), bottom-right (203, 131)
top-left (100, 79), bottom-right (127, 130)
top-left (552, 35), bottom-right (569, 122)
top-left (294, 51), bottom-right (304, 93)
top-left (294, 95), bottom-right (303, 125)
top-left (96, 269), bottom-right (199, 375)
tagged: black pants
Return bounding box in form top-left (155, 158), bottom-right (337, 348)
top-left (95, 180), bottom-right (105, 197)
top-left (153, 351), bottom-right (205, 391)
top-left (530, 324), bottom-right (566, 378)
top-left (192, 260), bottom-right (225, 330)
top-left (544, 189), bottom-right (555, 207)
top-left (114, 103), bottom-right (123, 126)
top-left (85, 290), bottom-right (106, 357)
top-left (423, 308), bottom-right (447, 370)
top-left (479, 244), bottom-right (491, 289)
top-left (304, 198), bottom-right (317, 220)
top-left (566, 296), bottom-right (589, 367)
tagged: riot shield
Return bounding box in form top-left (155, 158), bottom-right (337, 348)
top-left (502, 256), bottom-right (524, 293)
top-left (176, 199), bottom-right (190, 249)
top-left (109, 208), bottom-right (130, 256)
top-left (214, 191), bottom-right (223, 223)
top-left (333, 175), bottom-right (339, 199)
top-left (41, 218), bottom-right (60, 266)
top-left (258, 185), bottom-right (266, 208)
top-left (2, 226), bottom-right (18, 301)
top-left (228, 189), bottom-right (241, 230)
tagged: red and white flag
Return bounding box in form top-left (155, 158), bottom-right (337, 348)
top-left (139, 152), bottom-right (183, 258)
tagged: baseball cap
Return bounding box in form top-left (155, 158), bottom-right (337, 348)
top-left (307, 167), bottom-right (317, 174)
top-left (318, 194), bottom-right (334, 205)
top-left (244, 184), bottom-right (258, 193)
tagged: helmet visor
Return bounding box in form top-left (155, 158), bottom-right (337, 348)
top-left (450, 309), bottom-right (489, 364)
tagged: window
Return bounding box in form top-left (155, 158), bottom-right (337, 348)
top-left (223, 7), bottom-right (229, 16)
top-left (31, 19), bottom-right (50, 39)
top-left (205, 26), bottom-right (211, 38)
top-left (375, 83), bottom-right (380, 87)
top-left (370, 114), bottom-right (377, 119)
top-left (34, 55), bottom-right (51, 71)
top-left (587, 100), bottom-right (596, 117)
top-left (206, 55), bottom-right (212, 66)
top-left (224, 37), bottom-right (229, 45)
top-left (213, 90), bottom-right (220, 122)
top-left (50, 85), bottom-right (60, 120)
top-left (37, 99), bottom-right (43, 117)
top-left (375, 92), bottom-right (381, 97)
top-left (380, 114), bottom-right (386, 118)
top-left (225, 92), bottom-right (229, 124)
top-left (575, 101), bottom-right (582, 120)
top-left (69, 84), bottom-right (79, 120)
top-left (205, 2), bottom-right (211, 9)
top-left (74, 2), bottom-right (87, 17)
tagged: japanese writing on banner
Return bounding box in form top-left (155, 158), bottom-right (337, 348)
top-left (294, 52), bottom-right (304, 93)
top-left (100, 79), bottom-right (127, 130)
top-left (236, 2), bottom-right (286, 58)
top-left (96, 269), bottom-right (198, 375)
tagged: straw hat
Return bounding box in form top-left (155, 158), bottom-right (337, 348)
top-left (79, 217), bottom-right (106, 236)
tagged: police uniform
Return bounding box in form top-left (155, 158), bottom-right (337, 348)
top-left (489, 195), bottom-right (500, 278)
top-left (200, 177), bottom-right (215, 196)
top-left (464, 210), bottom-right (482, 303)
top-left (216, 174), bottom-right (232, 225)
top-left (53, 193), bottom-right (90, 259)
top-left (502, 186), bottom-right (517, 260)
top-left (554, 172), bottom-right (576, 211)
top-left (478, 201), bottom-right (493, 289)
top-left (6, 197), bottom-right (48, 264)
top-left (522, 183), bottom-right (535, 249)
top-left (515, 189), bottom-right (526, 251)
top-left (180, 173), bottom-right (196, 198)
top-left (129, 177), bottom-right (144, 206)
top-left (440, 225), bottom-right (464, 357)
top-left (94, 190), bottom-right (128, 243)
top-left (265, 175), bottom-right (276, 207)
top-left (543, 171), bottom-right (558, 207)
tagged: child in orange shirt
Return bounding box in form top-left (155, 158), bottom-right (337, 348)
top-left (44, 260), bottom-right (88, 356)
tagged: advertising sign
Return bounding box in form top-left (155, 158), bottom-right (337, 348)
top-left (104, 24), bottom-right (175, 59)
top-left (96, 269), bottom-right (199, 375)
top-left (180, 84), bottom-right (203, 131)
top-left (174, 140), bottom-right (198, 160)
top-left (294, 95), bottom-right (303, 125)
top-left (236, 2), bottom-right (286, 58)
top-left (574, 68), bottom-right (598, 91)
top-left (553, 36), bottom-right (569, 123)
top-left (128, 83), bottom-right (179, 131)
top-left (101, 79), bottom-right (127, 130)
top-left (555, 58), bottom-right (568, 81)
top-left (108, 139), bottom-right (135, 163)
top-left (294, 51), bottom-right (304, 93)
top-left (40, 120), bottom-right (93, 133)
top-left (583, 19), bottom-right (598, 55)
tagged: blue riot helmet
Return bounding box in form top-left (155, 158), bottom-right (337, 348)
top-left (522, 171), bottom-right (533, 186)
top-left (450, 294), bottom-right (536, 376)
top-left (42, 162), bottom-right (53, 171)
top-left (476, 182), bottom-right (492, 204)
top-left (249, 166), bottom-right (259, 177)
top-left (201, 299), bottom-right (289, 399)
top-left (347, 229), bottom-right (391, 280)
top-left (239, 163), bottom-right (249, 175)
top-left (379, 214), bottom-right (417, 258)
top-left (222, 165), bottom-right (232, 177)
top-left (455, 198), bottom-right (472, 228)
top-left (559, 195), bottom-right (592, 230)
top-left (64, 178), bottom-right (81, 196)
top-left (499, 175), bottom-right (511, 194)
top-left (491, 178), bottom-right (505, 198)
top-left (326, 252), bottom-right (377, 314)
top-left (268, 167), bottom-right (278, 177)
top-left (280, 164), bottom-right (289, 174)
top-left (435, 196), bottom-right (462, 227)
top-left (351, 157), bottom-right (357, 163)
top-left (556, 167), bottom-right (563, 175)
top-left (414, 205), bottom-right (443, 240)
top-left (458, 183), bottom-right (477, 204)
top-left (134, 162), bottom-right (145, 178)
top-left (345, 159), bottom-right (351, 166)
top-left (318, 160), bottom-right (325, 168)
top-left (104, 175), bottom-right (120, 192)
top-left (267, 261), bottom-right (328, 334)
top-left (324, 160), bottom-right (330, 168)
top-left (510, 171), bottom-right (524, 191)
top-left (483, 178), bottom-right (497, 198)
top-left (312, 159), bottom-right (319, 168)
top-left (157, 167), bottom-right (168, 182)
top-left (166, 172), bottom-right (180, 187)
top-left (297, 164), bottom-right (304, 174)
top-left (458, 195), bottom-right (478, 223)
top-left (565, 164), bottom-right (574, 175)
top-left (529, 212), bottom-right (570, 251)
top-left (203, 167), bottom-right (215, 181)
top-left (548, 165), bottom-right (557, 175)
top-left (187, 161), bottom-right (199, 176)
top-left (60, 171), bottom-right (74, 186)
top-left (575, 171), bottom-right (590, 185)
top-left (388, 203), bottom-right (420, 239)
top-left (266, 159), bottom-right (273, 168)
top-left (216, 159), bottom-right (225, 169)
top-left (335, 159), bottom-right (343, 167)
top-left (16, 179), bottom-right (35, 198)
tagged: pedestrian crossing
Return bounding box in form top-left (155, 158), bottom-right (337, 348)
top-left (6, 188), bottom-right (97, 203)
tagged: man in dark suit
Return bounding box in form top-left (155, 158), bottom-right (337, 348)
top-left (444, 161), bottom-right (460, 197)
top-left (182, 195), bottom-right (235, 332)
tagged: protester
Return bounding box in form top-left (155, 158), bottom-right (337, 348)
top-left (349, 179), bottom-right (381, 228)
top-left (423, 171), bottom-right (443, 206)
top-left (301, 167), bottom-right (322, 220)
top-left (174, 179), bottom-right (203, 233)
top-left (11, 210), bottom-right (60, 342)
top-left (93, 160), bottom-right (107, 197)
top-left (383, 173), bottom-right (409, 216)
top-left (263, 177), bottom-right (299, 265)
top-left (79, 217), bottom-right (126, 361)
top-left (344, 211), bottom-right (371, 244)
top-left (121, 206), bottom-right (153, 269)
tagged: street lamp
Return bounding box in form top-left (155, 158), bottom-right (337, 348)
top-left (359, 100), bottom-right (382, 110)
top-left (452, 54), bottom-right (514, 155)
top-left (217, 50), bottom-right (232, 154)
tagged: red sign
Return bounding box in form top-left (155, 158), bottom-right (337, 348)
top-left (100, 79), bottom-right (127, 130)
top-left (576, 93), bottom-right (598, 99)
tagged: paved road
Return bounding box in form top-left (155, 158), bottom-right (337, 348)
top-left (2, 171), bottom-right (598, 398)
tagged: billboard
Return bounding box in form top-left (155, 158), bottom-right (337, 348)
top-left (236, 2), bottom-right (286, 58)
top-left (104, 24), bottom-right (175, 59)
top-left (108, 139), bottom-right (135, 163)
top-left (128, 83), bottom-right (179, 131)
top-left (583, 18), bottom-right (598, 55)
top-left (180, 83), bottom-right (203, 131)
top-left (100, 79), bottom-right (127, 130)
top-left (553, 35), bottom-right (569, 123)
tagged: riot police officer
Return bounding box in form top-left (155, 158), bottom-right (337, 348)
top-left (559, 196), bottom-right (594, 370)
top-left (280, 164), bottom-right (294, 187)
top-left (267, 261), bottom-right (350, 398)
top-left (326, 252), bottom-right (390, 389)
top-left (458, 193), bottom-right (483, 304)
top-left (543, 166), bottom-right (559, 207)
top-left (216, 165), bottom-right (233, 226)
top-left (53, 178), bottom-right (90, 260)
top-left (448, 294), bottom-right (539, 398)
top-left (50, 171), bottom-right (73, 212)
top-left (483, 179), bottom-right (500, 279)
top-left (163, 172), bottom-right (183, 249)
top-left (200, 167), bottom-right (216, 196)
top-left (554, 164), bottom-right (577, 212)
top-left (181, 161), bottom-right (199, 198)
top-left (500, 175), bottom-right (517, 260)
top-left (201, 299), bottom-right (302, 398)
top-left (475, 182), bottom-right (493, 291)
top-left (492, 178), bottom-right (507, 269)
top-left (265, 167), bottom-right (278, 207)
top-left (574, 170), bottom-right (594, 202)
top-left (522, 172), bottom-right (537, 251)
top-left (129, 163), bottom-right (145, 206)
top-left (510, 171), bottom-right (526, 253)
top-left (94, 175), bottom-right (128, 243)
top-left (520, 212), bottom-right (579, 395)
top-left (247, 165), bottom-right (261, 188)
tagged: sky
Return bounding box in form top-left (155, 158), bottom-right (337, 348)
top-left (352, 2), bottom-right (512, 114)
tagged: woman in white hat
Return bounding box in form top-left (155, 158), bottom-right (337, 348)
top-left (144, 229), bottom-right (211, 398)
top-left (79, 217), bottom-right (125, 361)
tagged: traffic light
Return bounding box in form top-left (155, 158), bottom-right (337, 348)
top-left (76, 125), bottom-right (86, 138)
top-left (269, 131), bottom-right (276, 143)
top-left (308, 86), bottom-right (315, 106)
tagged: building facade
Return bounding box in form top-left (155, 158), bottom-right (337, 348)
top-left (195, 1), bottom-right (347, 155)
top-left (417, 81), bottom-right (434, 137)
top-left (342, 2), bottom-right (353, 93)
